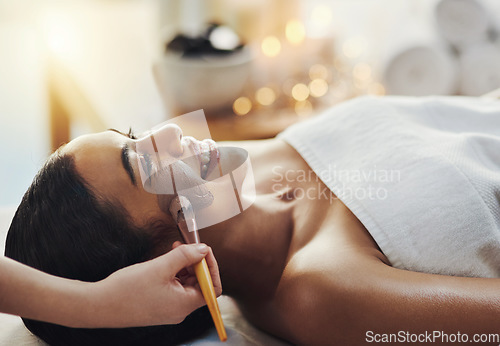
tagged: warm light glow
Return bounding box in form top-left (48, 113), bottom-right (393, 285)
top-left (307, 5), bottom-right (333, 36)
top-left (42, 11), bottom-right (81, 60)
top-left (255, 87), bottom-right (276, 106)
top-left (261, 36), bottom-right (281, 57)
top-left (342, 37), bottom-right (367, 59)
top-left (331, 83), bottom-right (349, 99)
top-left (309, 64), bottom-right (328, 80)
top-left (309, 79), bottom-right (328, 98)
top-left (333, 58), bottom-right (349, 73)
top-left (233, 97), bottom-right (252, 116)
top-left (291, 83), bottom-right (310, 101)
top-left (353, 63), bottom-right (372, 81)
top-left (295, 100), bottom-right (313, 116)
top-left (285, 19), bottom-right (305, 45)
top-left (354, 79), bottom-right (369, 90)
top-left (367, 83), bottom-right (386, 96)
top-left (282, 79), bottom-right (297, 97)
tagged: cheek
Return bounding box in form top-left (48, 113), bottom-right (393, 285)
top-left (122, 190), bottom-right (164, 228)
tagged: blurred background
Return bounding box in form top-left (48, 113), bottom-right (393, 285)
top-left (1, 0), bottom-right (499, 206)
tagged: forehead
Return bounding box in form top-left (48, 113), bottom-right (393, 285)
top-left (61, 131), bottom-right (129, 195)
top-left (60, 131), bottom-right (168, 227)
top-left (63, 131), bottom-right (123, 157)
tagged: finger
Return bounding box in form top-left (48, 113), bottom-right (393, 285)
top-left (173, 243), bottom-right (197, 277)
top-left (181, 286), bottom-right (206, 309)
top-left (164, 244), bottom-right (209, 276)
top-left (204, 247), bottom-right (223, 296)
top-left (173, 242), bottom-right (198, 277)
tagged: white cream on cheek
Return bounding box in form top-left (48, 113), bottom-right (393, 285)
top-left (137, 141), bottom-right (254, 232)
top-left (152, 159), bottom-right (214, 218)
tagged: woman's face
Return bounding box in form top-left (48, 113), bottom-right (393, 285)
top-left (61, 124), bottom-right (253, 232)
top-left (61, 126), bottom-right (178, 228)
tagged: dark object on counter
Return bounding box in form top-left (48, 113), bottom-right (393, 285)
top-left (166, 23), bottom-right (244, 58)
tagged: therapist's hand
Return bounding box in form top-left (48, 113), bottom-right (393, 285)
top-left (92, 243), bottom-right (222, 328)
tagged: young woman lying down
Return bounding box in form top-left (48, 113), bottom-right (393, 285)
top-left (5, 95), bottom-right (500, 345)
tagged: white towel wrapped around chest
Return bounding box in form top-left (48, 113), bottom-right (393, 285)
top-left (278, 96), bottom-right (500, 278)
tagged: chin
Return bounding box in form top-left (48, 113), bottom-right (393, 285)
top-left (193, 146), bottom-right (256, 230)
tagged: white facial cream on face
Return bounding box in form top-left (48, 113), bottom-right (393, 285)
top-left (133, 111), bottom-right (256, 231)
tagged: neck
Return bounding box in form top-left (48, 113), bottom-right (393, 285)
top-left (200, 191), bottom-right (295, 300)
top-left (199, 138), bottom-right (300, 300)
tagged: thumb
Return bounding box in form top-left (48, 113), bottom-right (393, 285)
top-left (165, 243), bottom-right (209, 274)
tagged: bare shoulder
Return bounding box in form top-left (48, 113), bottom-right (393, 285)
top-left (245, 244), bottom-right (500, 345)
top-left (240, 241), bottom-right (388, 344)
top-left (238, 200), bottom-right (500, 344)
top-left (239, 200), bottom-right (392, 344)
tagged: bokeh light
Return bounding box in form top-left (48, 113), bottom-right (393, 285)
top-left (309, 79), bottom-right (329, 98)
top-left (255, 87), bottom-right (276, 106)
top-left (261, 36), bottom-right (281, 57)
top-left (309, 64), bottom-right (329, 80)
top-left (286, 19), bottom-right (306, 45)
top-left (291, 83), bottom-right (310, 101)
top-left (310, 5), bottom-right (333, 27)
top-left (233, 97), bottom-right (252, 116)
top-left (307, 4), bottom-right (333, 37)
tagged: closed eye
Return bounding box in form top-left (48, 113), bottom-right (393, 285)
top-left (121, 144), bottom-right (137, 186)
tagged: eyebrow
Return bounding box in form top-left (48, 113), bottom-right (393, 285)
top-left (121, 143), bottom-right (137, 186)
top-left (108, 128), bottom-right (127, 137)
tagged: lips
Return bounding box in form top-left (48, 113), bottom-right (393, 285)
top-left (186, 137), bottom-right (220, 180)
top-left (204, 139), bottom-right (220, 180)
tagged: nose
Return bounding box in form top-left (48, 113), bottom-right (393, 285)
top-left (148, 123), bottom-right (184, 157)
top-left (136, 124), bottom-right (184, 158)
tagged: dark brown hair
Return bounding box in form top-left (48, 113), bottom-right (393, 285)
top-left (5, 152), bottom-right (212, 345)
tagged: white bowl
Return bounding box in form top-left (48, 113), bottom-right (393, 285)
top-left (154, 46), bottom-right (253, 115)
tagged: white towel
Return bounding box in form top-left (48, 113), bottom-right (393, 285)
top-left (371, 10), bottom-right (458, 96)
top-left (458, 42), bottom-right (500, 96)
top-left (381, 42), bottom-right (457, 96)
top-left (278, 96), bottom-right (500, 278)
top-left (434, 0), bottom-right (491, 48)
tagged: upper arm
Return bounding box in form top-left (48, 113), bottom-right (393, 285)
top-left (273, 255), bottom-right (500, 345)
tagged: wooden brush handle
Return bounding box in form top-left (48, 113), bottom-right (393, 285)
top-left (194, 258), bottom-right (227, 342)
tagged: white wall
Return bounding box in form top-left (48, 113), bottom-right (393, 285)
top-left (0, 2), bottom-right (50, 206)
